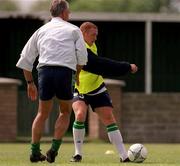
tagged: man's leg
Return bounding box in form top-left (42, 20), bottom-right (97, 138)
top-left (30, 99), bottom-right (53, 162)
top-left (96, 107), bottom-right (129, 162)
top-left (70, 100), bottom-right (88, 162)
top-left (46, 99), bottom-right (72, 163)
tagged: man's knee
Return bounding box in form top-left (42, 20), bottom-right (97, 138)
top-left (37, 111), bottom-right (50, 121)
top-left (75, 110), bottom-right (86, 121)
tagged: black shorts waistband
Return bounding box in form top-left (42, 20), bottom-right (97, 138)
top-left (39, 65), bottom-right (70, 70)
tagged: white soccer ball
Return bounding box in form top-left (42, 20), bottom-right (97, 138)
top-left (128, 143), bottom-right (148, 163)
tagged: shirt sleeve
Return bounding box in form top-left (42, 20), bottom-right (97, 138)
top-left (83, 48), bottom-right (131, 77)
top-left (73, 28), bottom-right (88, 66)
top-left (16, 30), bottom-right (39, 71)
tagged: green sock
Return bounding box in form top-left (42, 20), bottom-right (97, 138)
top-left (106, 123), bottom-right (118, 132)
top-left (73, 121), bottom-right (85, 129)
top-left (51, 139), bottom-right (62, 152)
top-left (31, 142), bottom-right (40, 154)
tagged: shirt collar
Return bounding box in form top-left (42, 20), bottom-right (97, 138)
top-left (51, 17), bottom-right (64, 23)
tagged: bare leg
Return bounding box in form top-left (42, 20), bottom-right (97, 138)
top-left (30, 99), bottom-right (53, 162)
top-left (54, 99), bottom-right (72, 139)
top-left (32, 99), bottom-right (53, 143)
top-left (73, 100), bottom-right (88, 122)
top-left (46, 99), bottom-right (72, 163)
top-left (95, 106), bottom-right (116, 125)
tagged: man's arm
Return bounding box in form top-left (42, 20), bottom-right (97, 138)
top-left (83, 49), bottom-right (137, 77)
top-left (73, 29), bottom-right (88, 66)
top-left (73, 29), bottom-right (88, 86)
top-left (16, 30), bottom-right (39, 101)
top-left (16, 30), bottom-right (39, 72)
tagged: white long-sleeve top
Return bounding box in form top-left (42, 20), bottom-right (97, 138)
top-left (16, 17), bottom-right (88, 71)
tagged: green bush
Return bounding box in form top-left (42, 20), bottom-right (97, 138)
top-left (0, 0), bottom-right (18, 11)
top-left (127, 0), bottom-right (161, 12)
top-left (70, 0), bottom-right (170, 12)
top-left (31, 0), bottom-right (51, 11)
top-left (70, 0), bottom-right (128, 12)
top-left (31, 0), bottom-right (171, 13)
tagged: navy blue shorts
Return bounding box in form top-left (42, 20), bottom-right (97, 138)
top-left (73, 89), bottom-right (113, 111)
top-left (38, 66), bottom-right (73, 101)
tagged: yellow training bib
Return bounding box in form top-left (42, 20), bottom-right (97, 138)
top-left (75, 43), bottom-right (104, 94)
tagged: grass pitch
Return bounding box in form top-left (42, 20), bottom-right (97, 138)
top-left (0, 142), bottom-right (180, 166)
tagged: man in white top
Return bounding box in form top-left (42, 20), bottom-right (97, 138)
top-left (16, 0), bottom-right (87, 163)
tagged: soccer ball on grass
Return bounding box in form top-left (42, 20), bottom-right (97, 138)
top-left (128, 143), bottom-right (147, 163)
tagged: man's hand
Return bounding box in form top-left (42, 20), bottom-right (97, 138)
top-left (23, 69), bottom-right (37, 101)
top-left (27, 83), bottom-right (38, 101)
top-left (130, 64), bottom-right (138, 73)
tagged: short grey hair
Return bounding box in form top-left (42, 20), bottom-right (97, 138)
top-left (50, 0), bottom-right (69, 17)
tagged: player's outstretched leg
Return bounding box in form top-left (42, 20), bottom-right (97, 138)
top-left (70, 154), bottom-right (82, 162)
top-left (120, 157), bottom-right (130, 162)
top-left (106, 124), bottom-right (130, 162)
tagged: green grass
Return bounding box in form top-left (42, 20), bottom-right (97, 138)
top-left (0, 142), bottom-right (180, 166)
